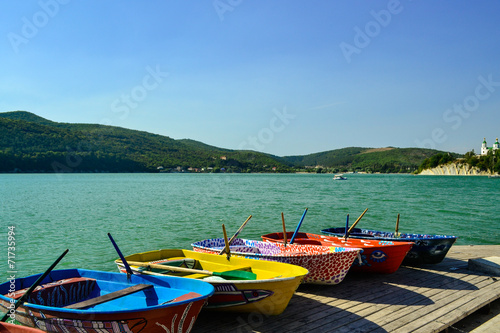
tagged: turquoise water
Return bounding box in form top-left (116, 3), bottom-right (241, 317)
top-left (1, 173), bottom-right (499, 280)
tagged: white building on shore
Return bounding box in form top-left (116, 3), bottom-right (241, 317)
top-left (481, 138), bottom-right (499, 156)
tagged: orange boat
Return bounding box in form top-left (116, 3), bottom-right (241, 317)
top-left (261, 231), bottom-right (414, 274)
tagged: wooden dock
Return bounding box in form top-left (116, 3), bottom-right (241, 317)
top-left (192, 245), bottom-right (500, 333)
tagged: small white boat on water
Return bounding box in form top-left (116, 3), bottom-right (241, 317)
top-left (333, 174), bottom-right (347, 180)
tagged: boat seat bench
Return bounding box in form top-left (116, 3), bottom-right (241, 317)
top-left (146, 259), bottom-right (254, 275)
top-left (151, 258), bottom-right (253, 272)
top-left (64, 283), bottom-right (153, 309)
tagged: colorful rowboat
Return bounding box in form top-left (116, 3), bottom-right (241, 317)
top-left (321, 227), bottom-right (458, 265)
top-left (0, 268), bottom-right (214, 333)
top-left (190, 238), bottom-right (362, 285)
top-left (115, 249), bottom-right (308, 315)
top-left (261, 232), bottom-right (414, 274)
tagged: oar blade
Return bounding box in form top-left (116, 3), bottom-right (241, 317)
top-left (216, 269), bottom-right (257, 280)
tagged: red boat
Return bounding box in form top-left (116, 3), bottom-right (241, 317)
top-left (261, 232), bottom-right (414, 274)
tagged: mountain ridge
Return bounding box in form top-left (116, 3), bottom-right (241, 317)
top-left (0, 111), bottom-right (450, 173)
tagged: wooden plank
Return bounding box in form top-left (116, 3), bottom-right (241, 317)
top-left (353, 275), bottom-right (488, 331)
top-left (311, 280), bottom-right (467, 333)
top-left (201, 273), bottom-right (490, 333)
top-left (373, 278), bottom-right (485, 332)
top-left (64, 284), bottom-right (153, 309)
top-left (261, 277), bottom-right (403, 330)
top-left (371, 274), bottom-right (488, 323)
top-left (387, 278), bottom-right (497, 332)
top-left (262, 273), bottom-right (429, 333)
top-left (191, 245), bottom-right (500, 333)
top-left (412, 280), bottom-right (500, 333)
top-left (230, 268), bottom-right (472, 333)
top-left (269, 268), bottom-right (479, 332)
top-left (314, 275), bottom-right (495, 333)
top-left (329, 282), bottom-right (457, 332)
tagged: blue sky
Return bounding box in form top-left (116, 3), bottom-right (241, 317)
top-left (1, 1), bottom-right (499, 156)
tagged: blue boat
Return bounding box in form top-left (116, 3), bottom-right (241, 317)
top-left (321, 227), bottom-right (458, 265)
top-left (0, 268), bottom-right (214, 333)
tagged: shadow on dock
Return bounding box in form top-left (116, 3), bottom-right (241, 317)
top-left (192, 246), bottom-right (500, 333)
top-left (385, 266), bottom-right (480, 290)
top-left (300, 281), bottom-right (434, 306)
top-left (193, 292), bottom-right (387, 333)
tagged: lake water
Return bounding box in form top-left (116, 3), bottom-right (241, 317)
top-left (1, 173), bottom-right (499, 280)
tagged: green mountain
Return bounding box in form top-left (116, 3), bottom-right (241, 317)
top-left (282, 147), bottom-right (450, 173)
top-left (0, 111), bottom-right (289, 173)
top-left (0, 111), bottom-right (452, 173)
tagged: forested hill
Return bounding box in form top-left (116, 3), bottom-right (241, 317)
top-left (1, 111), bottom-right (450, 173)
top-left (0, 111), bottom-right (288, 173)
top-left (281, 147), bottom-right (449, 173)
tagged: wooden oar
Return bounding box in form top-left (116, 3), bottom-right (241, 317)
top-left (218, 215), bottom-right (252, 255)
top-left (124, 261), bottom-right (257, 280)
top-left (222, 224), bottom-right (231, 260)
top-left (289, 208), bottom-right (308, 244)
top-left (281, 212), bottom-right (287, 247)
top-left (1, 249), bottom-right (69, 322)
top-left (345, 208), bottom-right (368, 238)
top-left (108, 233), bottom-right (133, 279)
top-left (395, 214), bottom-right (400, 237)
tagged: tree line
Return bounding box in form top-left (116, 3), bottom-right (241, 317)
top-left (417, 150), bottom-right (500, 174)
top-left (1, 111), bottom-right (457, 174)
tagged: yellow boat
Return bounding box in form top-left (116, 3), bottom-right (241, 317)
top-left (115, 249), bottom-right (308, 315)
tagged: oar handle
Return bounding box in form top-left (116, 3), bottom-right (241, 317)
top-left (344, 214), bottom-right (350, 240)
top-left (218, 215), bottom-right (252, 255)
top-left (346, 208), bottom-right (368, 236)
top-left (125, 260), bottom-right (212, 276)
top-left (290, 208), bottom-right (308, 244)
top-left (1, 249), bottom-right (69, 322)
top-left (395, 213), bottom-right (400, 236)
top-left (281, 212), bottom-right (287, 247)
top-left (108, 233), bottom-right (133, 277)
top-left (222, 224), bottom-right (231, 259)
